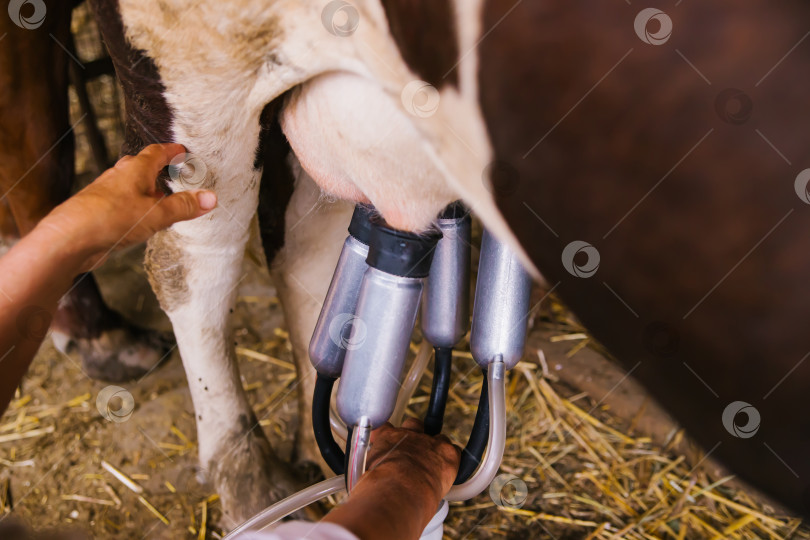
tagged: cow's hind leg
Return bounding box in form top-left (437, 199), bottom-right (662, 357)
top-left (51, 277), bottom-right (175, 381)
top-left (252, 103), bottom-right (353, 475)
top-left (265, 161), bottom-right (354, 474)
top-left (144, 171), bottom-right (302, 526)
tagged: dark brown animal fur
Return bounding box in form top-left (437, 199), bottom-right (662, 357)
top-left (256, 98), bottom-right (296, 264)
top-left (89, 0), bottom-right (173, 160)
top-left (380, 0), bottom-right (459, 88)
top-left (0, 1), bottom-right (74, 234)
top-left (480, 0), bottom-right (810, 515)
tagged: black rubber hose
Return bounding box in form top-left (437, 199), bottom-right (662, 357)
top-left (424, 347), bottom-right (453, 436)
top-left (312, 374), bottom-right (345, 475)
top-left (454, 368), bottom-right (490, 485)
top-left (343, 426), bottom-right (354, 490)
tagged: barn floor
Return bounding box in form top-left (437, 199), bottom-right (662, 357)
top-left (1, 238), bottom-right (809, 539)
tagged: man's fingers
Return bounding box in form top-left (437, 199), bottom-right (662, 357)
top-left (435, 433), bottom-right (453, 446)
top-left (132, 143), bottom-right (187, 185)
top-left (156, 190), bottom-right (217, 229)
top-left (196, 191), bottom-right (218, 211)
top-left (369, 422), bottom-right (394, 444)
top-left (440, 437), bottom-right (462, 460)
top-left (400, 418), bottom-right (425, 432)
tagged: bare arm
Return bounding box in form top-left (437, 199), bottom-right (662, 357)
top-left (0, 144), bottom-right (216, 415)
top-left (322, 419), bottom-right (461, 540)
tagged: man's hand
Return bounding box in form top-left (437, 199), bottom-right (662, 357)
top-left (365, 418), bottom-right (461, 503)
top-left (0, 144), bottom-right (216, 417)
top-left (40, 143), bottom-right (217, 271)
top-left (323, 419), bottom-right (461, 540)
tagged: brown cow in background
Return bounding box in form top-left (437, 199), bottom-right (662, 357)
top-left (0, 1), bottom-right (174, 382)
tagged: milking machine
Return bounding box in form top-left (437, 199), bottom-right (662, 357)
top-left (225, 203), bottom-right (532, 539)
top-left (421, 203), bottom-right (471, 438)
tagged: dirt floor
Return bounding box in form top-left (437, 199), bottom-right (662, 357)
top-left (2, 5), bottom-right (810, 539)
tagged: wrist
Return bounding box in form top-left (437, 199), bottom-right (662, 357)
top-left (32, 213), bottom-right (98, 272)
top-left (356, 463), bottom-right (445, 522)
top-left (325, 475), bottom-right (442, 540)
top-left (367, 458), bottom-right (446, 501)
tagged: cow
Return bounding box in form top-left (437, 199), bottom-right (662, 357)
top-left (83, 0), bottom-right (514, 524)
top-left (0, 0), bottom-right (176, 383)
top-left (8, 0), bottom-right (810, 529)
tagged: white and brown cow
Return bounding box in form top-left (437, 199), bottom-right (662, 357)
top-left (85, 0), bottom-right (520, 524)
top-left (8, 0), bottom-right (810, 527)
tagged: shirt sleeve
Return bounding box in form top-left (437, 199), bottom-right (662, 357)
top-left (233, 520), bottom-right (359, 540)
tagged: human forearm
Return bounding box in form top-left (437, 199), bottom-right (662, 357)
top-left (322, 464), bottom-right (443, 540)
top-left (0, 144), bottom-right (216, 416)
top-left (0, 221), bottom-right (91, 413)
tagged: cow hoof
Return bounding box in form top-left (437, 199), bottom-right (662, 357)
top-left (293, 459), bottom-right (326, 486)
top-left (209, 424), bottom-right (323, 528)
top-left (293, 429), bottom-right (331, 478)
top-left (54, 324), bottom-right (175, 382)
